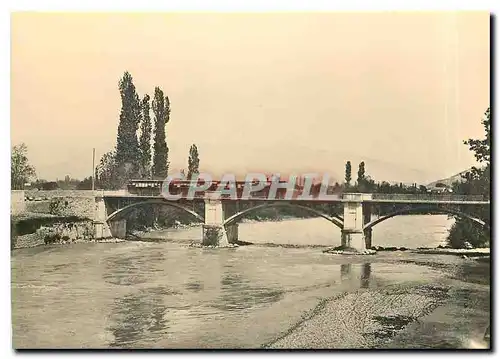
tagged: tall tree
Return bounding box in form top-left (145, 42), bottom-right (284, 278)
top-left (357, 161), bottom-right (365, 183)
top-left (187, 144), bottom-right (200, 180)
top-left (463, 107), bottom-right (491, 195)
top-left (139, 94), bottom-right (152, 178)
top-left (152, 87), bottom-right (170, 179)
top-left (345, 161), bottom-right (352, 187)
top-left (11, 143), bottom-right (36, 190)
top-left (115, 72), bottom-right (141, 185)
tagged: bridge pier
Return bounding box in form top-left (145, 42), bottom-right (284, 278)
top-left (340, 231), bottom-right (366, 251)
top-left (341, 194), bottom-right (372, 252)
top-left (202, 198), bottom-right (238, 246)
top-left (363, 227), bottom-right (373, 249)
top-left (94, 196), bottom-right (112, 239)
top-left (225, 223), bottom-right (239, 244)
top-left (109, 219), bottom-right (127, 238)
top-left (202, 224), bottom-right (228, 246)
top-left (94, 196), bottom-right (128, 239)
top-left (363, 203), bottom-right (372, 249)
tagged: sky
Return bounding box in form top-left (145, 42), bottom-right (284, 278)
top-left (10, 12), bottom-right (490, 184)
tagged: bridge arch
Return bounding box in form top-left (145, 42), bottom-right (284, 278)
top-left (363, 206), bottom-right (488, 231)
top-left (106, 199), bottom-right (204, 223)
top-left (223, 202), bottom-right (343, 228)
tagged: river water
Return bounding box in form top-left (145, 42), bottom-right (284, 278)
top-left (11, 215), bottom-right (491, 349)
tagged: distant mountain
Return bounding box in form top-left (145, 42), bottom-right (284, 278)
top-left (427, 168), bottom-right (472, 188)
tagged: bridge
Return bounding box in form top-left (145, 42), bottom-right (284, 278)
top-left (94, 189), bottom-right (489, 251)
top-left (20, 187), bottom-right (489, 251)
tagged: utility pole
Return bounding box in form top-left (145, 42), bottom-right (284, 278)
top-left (92, 148), bottom-right (95, 191)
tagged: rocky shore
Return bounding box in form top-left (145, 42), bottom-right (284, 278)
top-left (11, 214), bottom-right (124, 250)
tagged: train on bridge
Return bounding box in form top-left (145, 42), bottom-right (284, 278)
top-left (126, 178), bottom-right (338, 199)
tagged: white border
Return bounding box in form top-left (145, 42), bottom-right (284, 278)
top-left (3, 1), bottom-right (498, 358)
top-left (4, 0), bottom-right (500, 12)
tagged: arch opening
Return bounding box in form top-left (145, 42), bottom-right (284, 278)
top-left (223, 202), bottom-right (343, 229)
top-left (363, 206), bottom-right (488, 231)
top-left (106, 200), bottom-right (205, 224)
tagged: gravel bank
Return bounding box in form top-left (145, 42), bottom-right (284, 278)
top-left (266, 260), bottom-right (490, 349)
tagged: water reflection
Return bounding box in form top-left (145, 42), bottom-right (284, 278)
top-left (102, 250), bottom-right (174, 347)
top-left (340, 264), bottom-right (352, 281)
top-left (102, 252), bottom-right (165, 286)
top-left (210, 264), bottom-right (284, 312)
top-left (340, 263), bottom-right (372, 288)
top-left (107, 286), bottom-right (173, 347)
top-left (361, 263), bottom-right (372, 289)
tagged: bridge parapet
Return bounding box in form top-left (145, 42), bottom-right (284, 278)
top-left (342, 193), bottom-right (373, 202)
top-left (370, 193), bottom-right (487, 202)
top-left (25, 190), bottom-right (101, 199)
top-left (98, 190), bottom-right (129, 198)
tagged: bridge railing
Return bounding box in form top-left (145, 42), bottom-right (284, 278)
top-left (370, 193), bottom-right (487, 202)
top-left (99, 190), bottom-right (489, 203)
top-left (100, 190), bottom-right (129, 197)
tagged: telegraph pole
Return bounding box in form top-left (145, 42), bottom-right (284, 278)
top-left (92, 148), bottom-right (95, 191)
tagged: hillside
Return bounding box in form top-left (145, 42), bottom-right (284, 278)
top-left (427, 168), bottom-right (472, 188)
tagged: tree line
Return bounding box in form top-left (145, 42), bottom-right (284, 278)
top-left (332, 160), bottom-right (428, 195)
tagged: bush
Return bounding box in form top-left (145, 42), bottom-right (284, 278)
top-left (44, 232), bottom-right (61, 244)
top-left (447, 219), bottom-right (489, 249)
top-left (49, 199), bottom-right (68, 215)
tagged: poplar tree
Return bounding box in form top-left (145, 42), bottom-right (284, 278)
top-left (115, 71), bottom-right (141, 184)
top-left (345, 161), bottom-right (352, 187)
top-left (187, 144), bottom-right (200, 180)
top-left (152, 87), bottom-right (170, 179)
top-left (139, 94), bottom-right (152, 178)
top-left (357, 161), bottom-right (365, 184)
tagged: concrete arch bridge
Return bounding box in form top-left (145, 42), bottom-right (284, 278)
top-left (96, 192), bottom-right (489, 251)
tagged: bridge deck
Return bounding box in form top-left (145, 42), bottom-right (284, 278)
top-left (100, 192), bottom-right (489, 205)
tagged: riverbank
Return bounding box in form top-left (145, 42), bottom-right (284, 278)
top-left (11, 213), bottom-right (125, 250)
top-left (266, 254), bottom-right (490, 349)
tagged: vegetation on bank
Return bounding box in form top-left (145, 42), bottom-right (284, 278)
top-left (11, 214), bottom-right (92, 250)
top-left (446, 108), bottom-right (490, 248)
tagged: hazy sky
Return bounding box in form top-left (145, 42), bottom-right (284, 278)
top-left (11, 12), bottom-right (490, 184)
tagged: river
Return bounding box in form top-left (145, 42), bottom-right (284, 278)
top-left (11, 215), bottom-right (490, 349)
